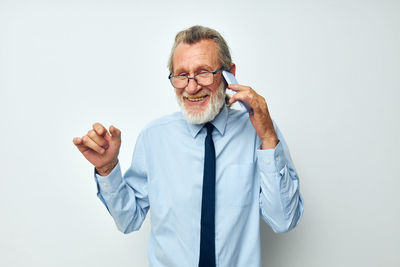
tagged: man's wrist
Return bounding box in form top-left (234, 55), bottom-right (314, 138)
top-left (261, 136), bottom-right (279, 150)
top-left (96, 159), bottom-right (118, 176)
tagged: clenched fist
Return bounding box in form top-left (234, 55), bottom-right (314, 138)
top-left (73, 123), bottom-right (121, 176)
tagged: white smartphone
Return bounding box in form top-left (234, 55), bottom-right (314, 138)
top-left (222, 71), bottom-right (254, 114)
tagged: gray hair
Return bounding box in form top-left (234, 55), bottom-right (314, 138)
top-left (168, 25), bottom-right (232, 74)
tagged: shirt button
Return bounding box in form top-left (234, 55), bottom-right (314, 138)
top-left (275, 156), bottom-right (280, 161)
top-left (281, 189), bottom-right (286, 193)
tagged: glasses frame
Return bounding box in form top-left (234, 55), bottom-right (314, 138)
top-left (168, 66), bottom-right (224, 89)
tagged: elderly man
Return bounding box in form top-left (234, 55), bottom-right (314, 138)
top-left (73, 25), bottom-right (303, 267)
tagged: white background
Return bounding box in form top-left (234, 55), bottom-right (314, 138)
top-left (1, 0), bottom-right (399, 266)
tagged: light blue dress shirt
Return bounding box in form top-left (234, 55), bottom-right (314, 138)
top-left (95, 105), bottom-right (303, 267)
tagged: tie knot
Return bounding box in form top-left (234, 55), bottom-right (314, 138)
top-left (205, 123), bottom-right (214, 135)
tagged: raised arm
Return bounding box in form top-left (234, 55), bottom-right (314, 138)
top-left (73, 123), bottom-right (149, 233)
top-left (227, 81), bottom-right (303, 232)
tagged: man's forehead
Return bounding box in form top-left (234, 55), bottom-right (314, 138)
top-left (172, 39), bottom-right (219, 72)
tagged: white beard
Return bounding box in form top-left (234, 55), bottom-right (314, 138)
top-left (176, 82), bottom-right (225, 125)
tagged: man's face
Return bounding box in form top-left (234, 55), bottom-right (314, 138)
top-left (172, 39), bottom-right (225, 124)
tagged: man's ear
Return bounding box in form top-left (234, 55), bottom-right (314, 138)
top-left (229, 63), bottom-right (236, 76)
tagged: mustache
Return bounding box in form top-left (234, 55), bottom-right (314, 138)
top-left (181, 90), bottom-right (211, 98)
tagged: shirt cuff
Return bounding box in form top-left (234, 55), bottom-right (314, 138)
top-left (256, 141), bottom-right (286, 173)
top-left (94, 162), bottom-right (123, 193)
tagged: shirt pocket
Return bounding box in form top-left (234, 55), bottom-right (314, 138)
top-left (218, 163), bottom-right (255, 207)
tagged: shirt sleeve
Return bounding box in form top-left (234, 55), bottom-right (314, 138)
top-left (94, 132), bottom-right (150, 234)
top-left (257, 122), bottom-right (304, 233)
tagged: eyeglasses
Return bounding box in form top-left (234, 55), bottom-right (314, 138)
top-left (168, 66), bottom-right (224, 89)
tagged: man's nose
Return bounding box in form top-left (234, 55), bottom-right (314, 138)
top-left (185, 78), bottom-right (201, 94)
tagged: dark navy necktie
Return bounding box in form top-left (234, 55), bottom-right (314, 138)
top-left (199, 123), bottom-right (216, 267)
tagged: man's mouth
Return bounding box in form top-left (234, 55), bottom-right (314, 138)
top-left (184, 95), bottom-right (209, 102)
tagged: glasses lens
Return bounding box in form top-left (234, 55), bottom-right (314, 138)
top-left (196, 72), bottom-right (213, 86)
top-left (171, 76), bottom-right (187, 89)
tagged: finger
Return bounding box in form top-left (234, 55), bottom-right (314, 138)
top-left (227, 84), bottom-right (251, 92)
top-left (73, 137), bottom-right (82, 146)
top-left (87, 129), bottom-right (108, 148)
top-left (73, 137), bottom-right (90, 153)
top-left (92, 122), bottom-right (107, 137)
top-left (229, 91), bottom-right (254, 106)
top-left (81, 135), bottom-right (106, 154)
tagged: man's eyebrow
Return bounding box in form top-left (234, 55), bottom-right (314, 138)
top-left (196, 65), bottom-right (213, 71)
top-left (174, 65), bottom-right (214, 74)
top-left (173, 67), bottom-right (185, 75)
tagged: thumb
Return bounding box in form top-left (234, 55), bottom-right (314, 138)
top-left (109, 125), bottom-right (121, 140)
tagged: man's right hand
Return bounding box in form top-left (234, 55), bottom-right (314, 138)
top-left (73, 123), bottom-right (121, 176)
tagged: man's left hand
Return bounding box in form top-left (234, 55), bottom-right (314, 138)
top-left (228, 84), bottom-right (278, 150)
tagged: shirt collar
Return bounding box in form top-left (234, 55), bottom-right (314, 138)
top-left (186, 104), bottom-right (229, 138)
